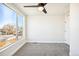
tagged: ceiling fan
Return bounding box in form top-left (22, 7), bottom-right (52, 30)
top-left (24, 3), bottom-right (47, 14)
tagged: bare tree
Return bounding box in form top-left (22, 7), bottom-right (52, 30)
top-left (2, 24), bottom-right (16, 35)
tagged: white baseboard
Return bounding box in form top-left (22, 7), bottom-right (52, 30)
top-left (64, 41), bottom-right (70, 45)
top-left (26, 41), bottom-right (65, 43)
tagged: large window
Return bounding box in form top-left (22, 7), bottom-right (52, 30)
top-left (0, 4), bottom-right (23, 48)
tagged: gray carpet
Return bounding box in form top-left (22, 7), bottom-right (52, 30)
top-left (14, 43), bottom-right (69, 56)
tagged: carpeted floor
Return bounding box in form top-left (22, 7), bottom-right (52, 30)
top-left (14, 43), bottom-right (69, 56)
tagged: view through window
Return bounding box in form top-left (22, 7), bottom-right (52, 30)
top-left (18, 15), bottom-right (23, 39)
top-left (0, 4), bottom-right (23, 48)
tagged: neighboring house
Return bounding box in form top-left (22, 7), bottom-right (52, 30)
top-left (0, 29), bottom-right (5, 35)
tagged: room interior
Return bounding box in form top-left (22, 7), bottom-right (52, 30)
top-left (0, 3), bottom-right (79, 56)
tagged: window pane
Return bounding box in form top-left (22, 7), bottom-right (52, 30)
top-left (18, 15), bottom-right (23, 39)
top-left (0, 4), bottom-right (17, 48)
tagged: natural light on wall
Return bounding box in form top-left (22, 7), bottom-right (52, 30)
top-left (0, 4), bottom-right (23, 49)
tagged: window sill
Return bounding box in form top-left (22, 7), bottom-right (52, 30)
top-left (0, 38), bottom-right (24, 53)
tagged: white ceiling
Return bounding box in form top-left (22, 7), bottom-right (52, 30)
top-left (14, 3), bottom-right (69, 16)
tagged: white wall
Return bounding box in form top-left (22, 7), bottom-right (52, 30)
top-left (26, 15), bottom-right (65, 43)
top-left (64, 4), bottom-right (70, 45)
top-left (64, 15), bottom-right (70, 45)
top-left (70, 3), bottom-right (79, 56)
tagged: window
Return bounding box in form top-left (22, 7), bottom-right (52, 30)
top-left (18, 15), bottom-right (23, 39)
top-left (0, 4), bottom-right (23, 49)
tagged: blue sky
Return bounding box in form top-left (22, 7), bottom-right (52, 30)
top-left (0, 4), bottom-right (23, 28)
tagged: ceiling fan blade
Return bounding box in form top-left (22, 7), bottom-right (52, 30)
top-left (43, 3), bottom-right (47, 6)
top-left (42, 8), bottom-right (47, 14)
top-left (38, 3), bottom-right (47, 6)
top-left (24, 5), bottom-right (38, 7)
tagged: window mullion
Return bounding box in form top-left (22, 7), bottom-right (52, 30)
top-left (16, 14), bottom-right (18, 40)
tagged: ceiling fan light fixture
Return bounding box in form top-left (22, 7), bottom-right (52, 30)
top-left (38, 6), bottom-right (44, 11)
